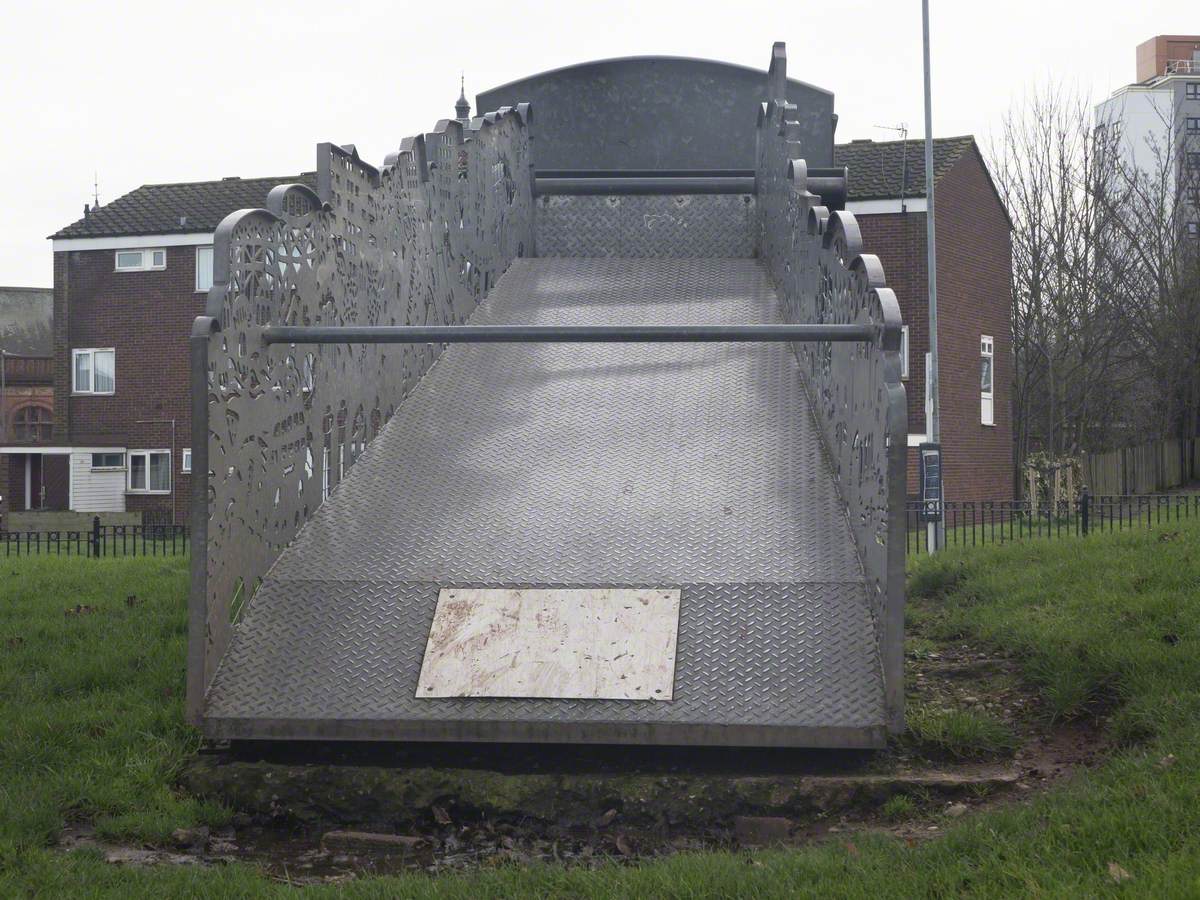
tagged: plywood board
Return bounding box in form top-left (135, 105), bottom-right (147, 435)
top-left (416, 588), bottom-right (681, 701)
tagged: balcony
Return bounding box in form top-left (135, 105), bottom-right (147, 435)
top-left (1165, 59), bottom-right (1200, 76)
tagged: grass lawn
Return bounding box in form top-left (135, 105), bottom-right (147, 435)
top-left (2, 522), bottom-right (1200, 897)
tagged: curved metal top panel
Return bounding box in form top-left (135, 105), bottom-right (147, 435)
top-left (477, 55), bottom-right (835, 171)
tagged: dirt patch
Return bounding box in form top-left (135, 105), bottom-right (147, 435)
top-left (62, 633), bottom-right (1108, 883)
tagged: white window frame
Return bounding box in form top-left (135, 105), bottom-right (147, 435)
top-left (72, 348), bottom-right (116, 395)
top-left (114, 248), bottom-right (166, 272)
top-left (127, 449), bottom-right (172, 494)
top-left (900, 325), bottom-right (910, 380)
top-left (980, 334), bottom-right (995, 426)
top-left (195, 245), bottom-right (214, 292)
top-left (1188, 82), bottom-right (1200, 100)
top-left (181, 448), bottom-right (192, 474)
top-left (90, 451), bottom-right (125, 471)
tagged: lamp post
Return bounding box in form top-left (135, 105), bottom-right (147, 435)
top-left (922, 0), bottom-right (945, 553)
top-left (0, 348), bottom-right (7, 442)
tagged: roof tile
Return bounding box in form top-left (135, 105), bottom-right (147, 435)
top-left (51, 173), bottom-right (317, 239)
top-left (834, 135), bottom-right (975, 202)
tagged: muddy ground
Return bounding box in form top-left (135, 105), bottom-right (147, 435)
top-left (62, 632), bottom-right (1107, 884)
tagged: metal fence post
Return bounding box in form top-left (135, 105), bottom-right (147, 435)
top-left (1080, 486), bottom-right (1090, 536)
top-left (91, 515), bottom-right (101, 559)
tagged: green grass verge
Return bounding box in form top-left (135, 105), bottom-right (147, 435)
top-left (904, 705), bottom-right (1018, 761)
top-left (2, 522), bottom-right (1200, 896)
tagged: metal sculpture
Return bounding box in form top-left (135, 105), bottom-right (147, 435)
top-left (187, 44), bottom-right (907, 745)
top-left (188, 108), bottom-right (534, 714)
top-left (755, 44), bottom-right (907, 726)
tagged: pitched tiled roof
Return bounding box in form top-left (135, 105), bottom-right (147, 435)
top-left (51, 173), bottom-right (318, 239)
top-left (835, 135), bottom-right (975, 202)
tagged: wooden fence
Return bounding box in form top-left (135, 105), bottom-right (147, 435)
top-left (1082, 438), bottom-right (1198, 495)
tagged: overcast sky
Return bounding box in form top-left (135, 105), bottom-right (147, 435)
top-left (0, 0), bottom-right (1190, 287)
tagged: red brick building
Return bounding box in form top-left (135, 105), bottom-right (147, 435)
top-left (0, 287), bottom-right (58, 523)
top-left (35, 175), bottom-right (314, 525)
top-left (836, 136), bottom-right (1014, 500)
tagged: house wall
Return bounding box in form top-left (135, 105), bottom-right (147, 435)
top-left (852, 147), bottom-right (1013, 500)
top-left (933, 147), bottom-right (1014, 501)
top-left (1, 454), bottom-right (16, 519)
top-left (53, 243), bottom-right (206, 523)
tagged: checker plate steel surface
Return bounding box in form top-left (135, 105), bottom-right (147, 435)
top-left (203, 258), bottom-right (886, 747)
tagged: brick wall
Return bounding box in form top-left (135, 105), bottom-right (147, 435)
top-left (0, 454), bottom-right (8, 522)
top-left (853, 145), bottom-right (1013, 500)
top-left (54, 244), bottom-right (206, 523)
top-left (934, 146), bottom-right (1013, 501)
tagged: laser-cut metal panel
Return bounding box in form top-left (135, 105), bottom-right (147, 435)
top-left (188, 107), bottom-right (534, 716)
top-left (755, 44), bottom-right (908, 731)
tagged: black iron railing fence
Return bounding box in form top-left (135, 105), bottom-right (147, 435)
top-left (906, 491), bottom-right (1200, 556)
top-left (0, 516), bottom-right (188, 557)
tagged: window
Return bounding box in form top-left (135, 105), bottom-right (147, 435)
top-left (128, 450), bottom-right (171, 493)
top-left (181, 448), bottom-right (192, 473)
top-left (1188, 152), bottom-right (1200, 171)
top-left (980, 335), bottom-right (995, 426)
top-left (900, 325), bottom-right (910, 379)
top-left (12, 405), bottom-right (52, 442)
top-left (114, 248), bottom-right (166, 271)
top-left (72, 348), bottom-right (115, 394)
top-left (91, 452), bottom-right (124, 469)
top-left (1188, 83), bottom-right (1200, 100)
top-left (1189, 222), bottom-right (1200, 238)
top-left (1188, 117), bottom-right (1200, 134)
top-left (195, 246), bottom-right (214, 292)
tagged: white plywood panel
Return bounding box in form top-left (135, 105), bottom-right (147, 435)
top-left (416, 588), bottom-right (681, 701)
top-left (70, 452), bottom-right (126, 513)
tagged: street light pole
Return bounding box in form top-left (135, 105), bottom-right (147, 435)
top-left (922, 0), bottom-right (945, 552)
top-left (0, 349), bottom-right (7, 442)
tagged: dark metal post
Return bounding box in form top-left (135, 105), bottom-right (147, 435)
top-left (1080, 486), bottom-right (1090, 536)
top-left (922, 0), bottom-right (944, 554)
top-left (91, 515), bottom-right (100, 559)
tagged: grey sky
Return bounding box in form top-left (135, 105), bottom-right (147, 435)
top-left (0, 0), bottom-right (1190, 287)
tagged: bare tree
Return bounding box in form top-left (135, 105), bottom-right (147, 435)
top-left (1098, 111), bottom-right (1200, 444)
top-left (990, 86), bottom-right (1132, 465)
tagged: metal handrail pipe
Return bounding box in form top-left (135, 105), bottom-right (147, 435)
top-left (262, 324), bottom-right (876, 345)
top-left (535, 176), bottom-right (755, 195)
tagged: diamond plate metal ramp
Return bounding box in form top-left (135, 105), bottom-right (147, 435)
top-left (203, 258), bottom-right (887, 748)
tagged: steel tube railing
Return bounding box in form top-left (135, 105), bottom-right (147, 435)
top-left (535, 175), bottom-right (756, 195)
top-left (262, 324), bottom-right (877, 345)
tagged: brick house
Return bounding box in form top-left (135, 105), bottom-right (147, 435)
top-left (0, 287), bottom-right (57, 523)
top-left (41, 175), bottom-right (314, 525)
top-left (836, 136), bottom-right (1014, 501)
